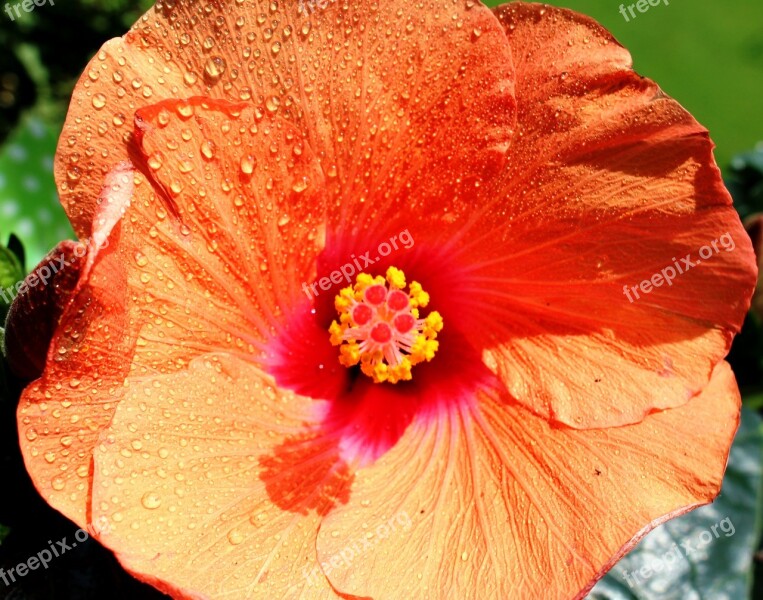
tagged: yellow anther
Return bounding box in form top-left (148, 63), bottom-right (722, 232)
top-left (424, 312), bottom-right (444, 335)
top-left (386, 266), bottom-right (406, 289)
top-left (335, 286), bottom-right (355, 312)
top-left (329, 267), bottom-right (443, 384)
top-left (329, 321), bottom-right (345, 345)
top-left (339, 343), bottom-right (361, 366)
top-left (409, 281), bottom-right (430, 308)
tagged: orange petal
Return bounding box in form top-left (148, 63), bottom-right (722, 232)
top-left (134, 97), bottom-right (327, 320)
top-left (315, 361), bottom-right (739, 599)
top-left (16, 164), bottom-right (136, 525)
top-left (89, 355), bottom-right (345, 599)
top-left (23, 86), bottom-right (354, 533)
top-left (457, 2), bottom-right (756, 427)
top-left (56, 0), bottom-right (516, 244)
top-left (20, 95), bottom-right (327, 523)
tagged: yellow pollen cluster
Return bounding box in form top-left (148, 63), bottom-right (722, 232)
top-left (329, 266), bottom-right (443, 384)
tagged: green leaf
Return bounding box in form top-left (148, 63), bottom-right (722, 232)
top-left (587, 407), bottom-right (763, 600)
top-left (0, 111), bottom-right (74, 267)
top-left (0, 242), bottom-right (25, 315)
top-left (7, 233), bottom-right (26, 271)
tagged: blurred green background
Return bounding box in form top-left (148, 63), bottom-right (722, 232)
top-left (0, 1), bottom-right (763, 599)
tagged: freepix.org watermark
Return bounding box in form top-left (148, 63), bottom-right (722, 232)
top-left (619, 0), bottom-right (669, 23)
top-left (303, 511), bottom-right (412, 587)
top-left (0, 237), bottom-right (102, 306)
top-left (0, 518), bottom-right (111, 587)
top-left (302, 229), bottom-right (414, 300)
top-left (4, 0), bottom-right (54, 21)
top-left (621, 516), bottom-right (735, 588)
top-left (622, 233), bottom-right (736, 303)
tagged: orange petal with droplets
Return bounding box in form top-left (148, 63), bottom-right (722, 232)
top-left (453, 2), bottom-right (755, 427)
top-left (56, 0), bottom-right (516, 243)
top-left (90, 355), bottom-right (345, 599)
top-left (316, 361), bottom-right (739, 600)
top-left (17, 169), bottom-right (134, 524)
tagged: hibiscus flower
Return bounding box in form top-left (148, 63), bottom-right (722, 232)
top-left (12, 1), bottom-right (756, 598)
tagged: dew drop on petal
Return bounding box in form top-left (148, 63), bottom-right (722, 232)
top-left (240, 154), bottom-right (256, 175)
top-left (141, 492), bottom-right (162, 510)
top-left (265, 96), bottom-right (280, 112)
top-left (292, 177), bottom-right (308, 193)
top-left (227, 529), bottom-right (245, 545)
top-left (92, 93), bottom-right (107, 109)
top-left (67, 166), bottom-right (82, 182)
top-left (204, 56), bottom-right (227, 84)
top-left (201, 140), bottom-right (216, 160)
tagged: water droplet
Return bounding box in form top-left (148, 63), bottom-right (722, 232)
top-left (92, 93), bottom-right (107, 109)
top-left (292, 177), bottom-right (308, 193)
top-left (227, 529), bottom-right (245, 545)
top-left (141, 492), bottom-right (162, 510)
top-left (67, 165), bottom-right (82, 182)
top-left (250, 511), bottom-right (269, 527)
top-left (201, 140), bottom-right (216, 160)
top-left (265, 95), bottom-right (280, 112)
top-left (240, 154), bottom-right (256, 175)
top-left (51, 477), bottom-right (65, 491)
top-left (176, 102), bottom-right (194, 119)
top-left (148, 153), bottom-right (163, 170)
top-left (204, 56), bottom-right (227, 84)
top-left (158, 110), bottom-right (172, 127)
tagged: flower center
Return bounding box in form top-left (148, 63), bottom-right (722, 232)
top-left (329, 267), bottom-right (443, 384)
